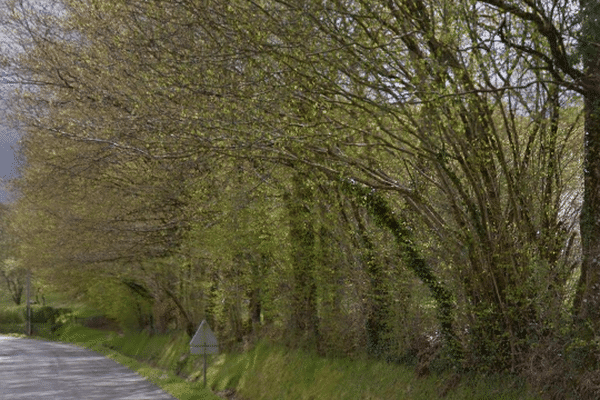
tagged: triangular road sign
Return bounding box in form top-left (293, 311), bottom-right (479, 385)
top-left (190, 320), bottom-right (219, 355)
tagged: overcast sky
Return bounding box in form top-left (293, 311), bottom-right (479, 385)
top-left (0, 71), bottom-right (20, 204)
top-left (0, 0), bottom-right (21, 204)
top-left (0, 122), bottom-right (18, 204)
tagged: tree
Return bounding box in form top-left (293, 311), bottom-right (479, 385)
top-left (285, 171), bottom-right (319, 340)
top-left (0, 0), bottom-right (588, 375)
top-left (573, 0), bottom-right (600, 326)
top-left (1, 0), bottom-right (231, 332)
top-left (219, 0), bottom-right (582, 368)
top-left (0, 258), bottom-right (26, 305)
top-left (0, 203), bottom-right (26, 305)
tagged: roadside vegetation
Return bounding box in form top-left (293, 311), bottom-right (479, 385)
top-left (0, 0), bottom-right (599, 398)
top-left (0, 291), bottom-right (540, 400)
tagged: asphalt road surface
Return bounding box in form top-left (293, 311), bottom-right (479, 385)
top-left (0, 335), bottom-right (177, 399)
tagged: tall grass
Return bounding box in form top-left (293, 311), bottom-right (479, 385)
top-left (0, 289), bottom-right (543, 400)
top-left (45, 322), bottom-right (540, 400)
top-left (208, 341), bottom-right (540, 400)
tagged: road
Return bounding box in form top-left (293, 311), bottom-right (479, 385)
top-left (0, 335), bottom-right (177, 399)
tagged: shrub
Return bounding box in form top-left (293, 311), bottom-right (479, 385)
top-left (0, 308), bottom-right (24, 324)
top-left (24, 306), bottom-right (72, 334)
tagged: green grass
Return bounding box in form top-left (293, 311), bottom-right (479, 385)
top-left (40, 323), bottom-right (540, 400)
top-left (207, 341), bottom-right (540, 400)
top-left (0, 292), bottom-right (541, 400)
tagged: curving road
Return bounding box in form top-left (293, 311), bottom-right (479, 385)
top-left (0, 335), bottom-right (177, 399)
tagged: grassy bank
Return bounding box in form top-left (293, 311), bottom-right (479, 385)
top-left (0, 291), bottom-right (539, 400)
top-left (208, 340), bottom-right (540, 400)
top-left (29, 322), bottom-right (540, 400)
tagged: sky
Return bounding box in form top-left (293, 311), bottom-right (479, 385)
top-left (0, 122), bottom-right (18, 204)
top-left (0, 71), bottom-right (20, 204)
top-left (0, 1), bottom-right (21, 204)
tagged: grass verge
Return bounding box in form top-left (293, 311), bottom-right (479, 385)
top-left (30, 322), bottom-right (542, 400)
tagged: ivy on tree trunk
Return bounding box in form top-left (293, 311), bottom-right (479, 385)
top-left (342, 180), bottom-right (463, 366)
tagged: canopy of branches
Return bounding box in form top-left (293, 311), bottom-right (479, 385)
top-left (1, 0), bottom-right (599, 394)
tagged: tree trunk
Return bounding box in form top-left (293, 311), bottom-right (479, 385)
top-left (343, 180), bottom-right (463, 366)
top-left (575, 0), bottom-right (600, 327)
top-left (205, 271), bottom-right (220, 331)
top-left (286, 172), bottom-right (319, 340)
top-left (351, 202), bottom-right (392, 358)
top-left (247, 257), bottom-right (263, 333)
top-left (576, 95), bottom-right (600, 324)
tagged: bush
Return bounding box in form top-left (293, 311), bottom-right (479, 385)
top-left (23, 306), bottom-right (72, 335)
top-left (0, 308), bottom-right (24, 324)
top-left (28, 306), bottom-right (56, 323)
top-left (0, 323), bottom-right (25, 334)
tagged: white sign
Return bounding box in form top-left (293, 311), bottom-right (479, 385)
top-left (190, 320), bottom-right (219, 355)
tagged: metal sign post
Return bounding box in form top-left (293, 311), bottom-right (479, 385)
top-left (190, 320), bottom-right (219, 387)
top-left (26, 270), bottom-right (31, 336)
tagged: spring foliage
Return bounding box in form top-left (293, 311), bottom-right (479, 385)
top-left (0, 0), bottom-right (598, 394)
